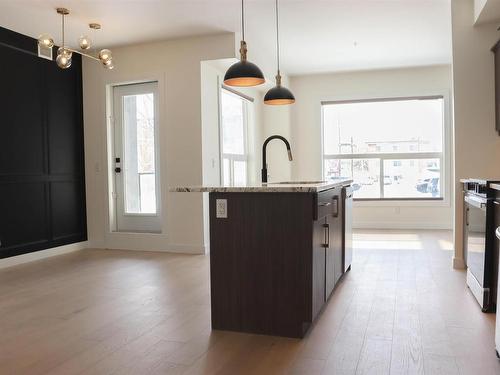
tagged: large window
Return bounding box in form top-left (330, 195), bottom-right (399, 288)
top-left (322, 97), bottom-right (444, 200)
top-left (220, 88), bottom-right (249, 186)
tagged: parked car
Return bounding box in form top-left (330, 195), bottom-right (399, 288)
top-left (351, 183), bottom-right (361, 192)
top-left (416, 177), bottom-right (439, 196)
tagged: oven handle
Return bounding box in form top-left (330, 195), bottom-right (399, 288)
top-left (465, 195), bottom-right (487, 210)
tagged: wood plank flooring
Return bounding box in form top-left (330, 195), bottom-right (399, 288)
top-left (0, 229), bottom-right (499, 374)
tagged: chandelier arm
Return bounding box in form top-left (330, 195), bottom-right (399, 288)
top-left (66, 48), bottom-right (101, 62)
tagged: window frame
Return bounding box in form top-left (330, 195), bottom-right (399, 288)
top-left (219, 87), bottom-right (250, 187)
top-left (321, 95), bottom-right (449, 204)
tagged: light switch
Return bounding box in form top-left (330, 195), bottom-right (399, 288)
top-left (216, 199), bottom-right (228, 218)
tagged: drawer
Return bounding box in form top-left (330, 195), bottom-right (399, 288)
top-left (315, 188), bottom-right (340, 220)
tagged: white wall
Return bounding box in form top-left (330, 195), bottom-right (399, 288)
top-left (83, 33), bottom-right (235, 254)
top-left (451, 0), bottom-right (500, 268)
top-left (289, 65), bottom-right (454, 229)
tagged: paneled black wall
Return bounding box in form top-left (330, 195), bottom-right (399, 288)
top-left (0, 26), bottom-right (87, 258)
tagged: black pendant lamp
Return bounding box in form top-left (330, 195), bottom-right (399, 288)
top-left (224, 0), bottom-right (265, 87)
top-left (264, 0), bottom-right (295, 105)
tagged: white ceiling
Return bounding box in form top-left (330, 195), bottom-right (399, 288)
top-left (0, 0), bottom-right (452, 76)
top-left (475, 0), bottom-right (500, 25)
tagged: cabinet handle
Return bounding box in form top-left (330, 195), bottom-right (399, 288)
top-left (332, 196), bottom-right (339, 217)
top-left (322, 223), bottom-right (330, 248)
top-left (466, 207), bottom-right (469, 226)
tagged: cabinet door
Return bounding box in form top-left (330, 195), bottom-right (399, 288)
top-left (312, 218), bottom-right (326, 320)
top-left (326, 193), bottom-right (343, 299)
top-left (325, 216), bottom-right (335, 299)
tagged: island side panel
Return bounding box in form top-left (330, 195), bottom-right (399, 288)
top-left (209, 192), bottom-right (315, 338)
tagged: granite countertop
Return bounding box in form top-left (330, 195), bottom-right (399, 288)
top-left (170, 179), bottom-right (353, 193)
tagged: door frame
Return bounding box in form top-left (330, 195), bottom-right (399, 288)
top-left (109, 80), bottom-right (162, 233)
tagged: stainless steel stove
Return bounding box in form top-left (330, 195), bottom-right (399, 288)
top-left (462, 179), bottom-right (500, 312)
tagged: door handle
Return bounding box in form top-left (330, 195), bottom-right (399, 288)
top-left (115, 167), bottom-right (121, 173)
top-left (322, 223), bottom-right (330, 248)
top-left (466, 207), bottom-right (469, 226)
top-left (319, 202), bottom-right (331, 207)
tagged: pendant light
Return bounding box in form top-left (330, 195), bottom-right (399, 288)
top-left (224, 0), bottom-right (265, 87)
top-left (264, 0), bottom-right (295, 105)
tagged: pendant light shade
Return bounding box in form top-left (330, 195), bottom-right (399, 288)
top-left (264, 76), bottom-right (295, 105)
top-left (224, 0), bottom-right (265, 87)
top-left (264, 0), bottom-right (295, 105)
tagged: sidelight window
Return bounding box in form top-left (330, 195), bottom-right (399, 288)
top-left (322, 97), bottom-right (445, 200)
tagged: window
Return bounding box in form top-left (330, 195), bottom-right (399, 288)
top-left (322, 97), bottom-right (444, 200)
top-left (220, 88), bottom-right (249, 186)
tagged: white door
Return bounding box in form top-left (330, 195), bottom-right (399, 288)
top-left (112, 82), bottom-right (161, 233)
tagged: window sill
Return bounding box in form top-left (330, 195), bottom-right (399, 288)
top-left (354, 197), bottom-right (450, 208)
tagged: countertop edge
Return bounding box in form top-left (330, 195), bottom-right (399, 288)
top-left (170, 180), bottom-right (353, 193)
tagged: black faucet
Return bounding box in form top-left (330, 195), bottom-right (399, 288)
top-left (261, 135), bottom-right (293, 183)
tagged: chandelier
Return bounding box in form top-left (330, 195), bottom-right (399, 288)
top-left (37, 8), bottom-right (114, 70)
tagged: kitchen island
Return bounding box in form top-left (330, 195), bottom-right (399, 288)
top-left (172, 179), bottom-right (352, 338)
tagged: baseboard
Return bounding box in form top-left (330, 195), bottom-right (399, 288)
top-left (102, 231), bottom-right (207, 254)
top-left (453, 256), bottom-right (466, 269)
top-left (103, 244), bottom-right (208, 255)
top-left (0, 241), bottom-right (88, 269)
top-left (353, 221), bottom-right (452, 230)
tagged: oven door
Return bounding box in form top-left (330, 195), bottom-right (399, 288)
top-left (465, 194), bottom-right (488, 285)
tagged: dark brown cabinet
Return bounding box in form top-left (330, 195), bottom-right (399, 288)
top-left (327, 194), bottom-right (343, 296)
top-left (209, 186), bottom-right (350, 338)
top-left (312, 218), bottom-right (327, 320)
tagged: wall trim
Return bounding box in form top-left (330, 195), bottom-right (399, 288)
top-left (100, 244), bottom-right (207, 255)
top-left (353, 221), bottom-right (452, 230)
top-left (0, 241), bottom-right (88, 269)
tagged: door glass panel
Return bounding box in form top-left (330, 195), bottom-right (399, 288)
top-left (383, 158), bottom-right (440, 198)
top-left (123, 93), bottom-right (157, 214)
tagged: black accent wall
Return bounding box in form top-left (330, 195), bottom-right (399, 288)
top-left (0, 26), bottom-right (87, 259)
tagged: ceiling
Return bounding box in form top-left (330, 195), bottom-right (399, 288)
top-left (475, 0), bottom-right (500, 25)
top-left (0, 0), bottom-right (452, 76)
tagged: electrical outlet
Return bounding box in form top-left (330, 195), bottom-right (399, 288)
top-left (216, 199), bottom-right (228, 218)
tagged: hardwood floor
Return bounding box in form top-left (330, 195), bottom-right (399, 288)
top-left (0, 229), bottom-right (499, 374)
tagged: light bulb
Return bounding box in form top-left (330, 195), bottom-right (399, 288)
top-left (56, 48), bottom-right (72, 69)
top-left (99, 49), bottom-right (112, 62)
top-left (57, 47), bottom-right (72, 59)
top-left (38, 34), bottom-right (54, 48)
top-left (79, 36), bottom-right (91, 50)
top-left (103, 60), bottom-right (114, 70)
top-left (56, 53), bottom-right (72, 69)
